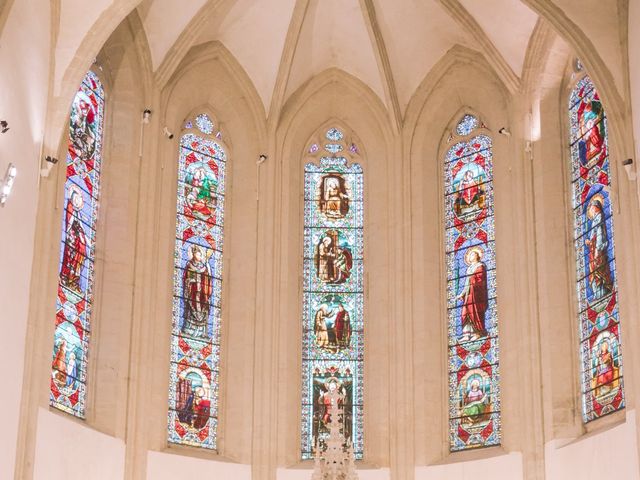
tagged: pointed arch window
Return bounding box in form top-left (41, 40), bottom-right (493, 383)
top-left (301, 127), bottom-right (364, 459)
top-left (50, 71), bottom-right (105, 417)
top-left (167, 113), bottom-right (226, 448)
top-left (568, 75), bottom-right (624, 422)
top-left (445, 114), bottom-right (501, 450)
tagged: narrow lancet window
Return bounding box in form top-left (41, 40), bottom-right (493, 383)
top-left (168, 113), bottom-right (226, 448)
top-left (569, 75), bottom-right (624, 421)
top-left (301, 127), bottom-right (364, 459)
top-left (50, 71), bottom-right (105, 417)
top-left (445, 114), bottom-right (501, 450)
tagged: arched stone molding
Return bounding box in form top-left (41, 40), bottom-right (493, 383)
top-left (548, 63), bottom-right (640, 467)
top-left (161, 41), bottom-right (267, 148)
top-left (0, 0), bottom-right (16, 37)
top-left (521, 0), bottom-right (634, 162)
top-left (15, 16), bottom-right (151, 479)
top-left (435, 0), bottom-right (520, 94)
top-left (123, 38), bottom-right (268, 479)
top-left (44, 0), bottom-right (144, 158)
top-left (271, 68), bottom-right (395, 478)
top-left (153, 0), bottom-right (237, 90)
top-left (407, 54), bottom-right (548, 479)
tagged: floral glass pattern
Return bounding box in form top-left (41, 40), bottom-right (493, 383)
top-left (569, 76), bottom-right (624, 422)
top-left (50, 71), bottom-right (105, 417)
top-left (301, 128), bottom-right (364, 460)
top-left (445, 115), bottom-right (501, 451)
top-left (167, 118), bottom-right (227, 449)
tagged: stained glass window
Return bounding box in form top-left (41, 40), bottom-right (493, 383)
top-left (445, 114), bottom-right (501, 451)
top-left (50, 71), bottom-right (105, 417)
top-left (569, 75), bottom-right (624, 422)
top-left (167, 115), bottom-right (227, 448)
top-left (301, 127), bottom-right (364, 460)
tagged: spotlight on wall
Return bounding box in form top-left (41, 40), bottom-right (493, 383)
top-left (142, 109), bottom-right (152, 124)
top-left (45, 155), bottom-right (59, 164)
top-left (0, 120), bottom-right (9, 133)
top-left (0, 163), bottom-right (17, 207)
top-left (498, 127), bottom-right (511, 137)
top-left (163, 126), bottom-right (174, 139)
top-left (623, 158), bottom-right (636, 181)
top-left (258, 154), bottom-right (267, 165)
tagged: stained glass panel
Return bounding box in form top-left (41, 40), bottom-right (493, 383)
top-left (569, 76), bottom-right (624, 422)
top-left (195, 113), bottom-right (214, 135)
top-left (301, 128), bottom-right (364, 460)
top-left (167, 126), bottom-right (227, 449)
top-left (49, 71), bottom-right (105, 418)
top-left (445, 119), bottom-right (501, 451)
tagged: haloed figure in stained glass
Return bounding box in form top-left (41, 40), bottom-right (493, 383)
top-left (577, 96), bottom-right (606, 168)
top-left (457, 247), bottom-right (488, 341)
top-left (319, 174), bottom-right (349, 219)
top-left (315, 230), bottom-right (353, 284)
top-left (182, 244), bottom-right (214, 339)
top-left (585, 195), bottom-right (613, 301)
top-left (60, 185), bottom-right (88, 291)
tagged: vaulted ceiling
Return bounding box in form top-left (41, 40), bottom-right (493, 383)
top-left (135, 0), bottom-right (541, 117)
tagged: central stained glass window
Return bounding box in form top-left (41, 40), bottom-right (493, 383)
top-left (301, 126), bottom-right (364, 459)
top-left (445, 114), bottom-right (501, 451)
top-left (167, 114), bottom-right (226, 449)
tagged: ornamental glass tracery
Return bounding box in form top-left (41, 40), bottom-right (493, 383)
top-left (569, 75), bottom-right (624, 421)
top-left (301, 127), bottom-right (364, 460)
top-left (50, 71), bottom-right (105, 417)
top-left (445, 114), bottom-right (501, 451)
top-left (167, 115), bottom-right (226, 448)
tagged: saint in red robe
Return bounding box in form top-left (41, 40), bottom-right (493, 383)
top-left (60, 196), bottom-right (87, 291)
top-left (459, 261), bottom-right (488, 338)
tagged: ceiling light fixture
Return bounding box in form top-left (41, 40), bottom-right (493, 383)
top-left (0, 163), bottom-right (17, 207)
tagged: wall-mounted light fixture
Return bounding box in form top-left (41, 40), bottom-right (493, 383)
top-left (623, 158), bottom-right (636, 181)
top-left (498, 127), bottom-right (511, 137)
top-left (40, 155), bottom-right (59, 178)
top-left (0, 163), bottom-right (17, 207)
top-left (0, 120), bottom-right (9, 133)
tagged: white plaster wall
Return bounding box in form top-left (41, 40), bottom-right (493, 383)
top-left (33, 408), bottom-right (126, 479)
top-left (415, 453), bottom-right (523, 480)
top-left (544, 411), bottom-right (640, 480)
top-left (0, 1), bottom-right (50, 478)
top-left (630, 0), bottom-right (640, 163)
top-left (147, 451), bottom-right (252, 479)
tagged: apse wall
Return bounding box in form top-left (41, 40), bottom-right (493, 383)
top-left (0, 1), bottom-right (50, 478)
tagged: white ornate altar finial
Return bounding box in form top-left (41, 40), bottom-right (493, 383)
top-left (311, 386), bottom-right (358, 480)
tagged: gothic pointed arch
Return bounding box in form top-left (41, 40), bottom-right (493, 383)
top-left (167, 109), bottom-right (229, 449)
top-left (444, 111), bottom-right (501, 451)
top-left (567, 67), bottom-right (625, 422)
top-left (50, 70), bottom-right (106, 417)
top-left (301, 123), bottom-right (365, 459)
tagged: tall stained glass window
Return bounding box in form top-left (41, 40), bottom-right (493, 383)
top-left (168, 113), bottom-right (226, 448)
top-left (50, 71), bottom-right (105, 417)
top-left (301, 127), bottom-right (364, 459)
top-left (569, 75), bottom-right (624, 421)
top-left (445, 114), bottom-right (501, 450)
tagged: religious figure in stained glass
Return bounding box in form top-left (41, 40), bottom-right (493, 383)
top-left (302, 127), bottom-right (364, 460)
top-left (50, 71), bottom-right (105, 418)
top-left (457, 247), bottom-right (488, 341)
top-left (315, 230), bottom-right (353, 284)
top-left (445, 114), bottom-right (500, 451)
top-left (168, 114), bottom-right (226, 449)
top-left (319, 174), bottom-right (350, 219)
top-left (569, 75), bottom-right (624, 422)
